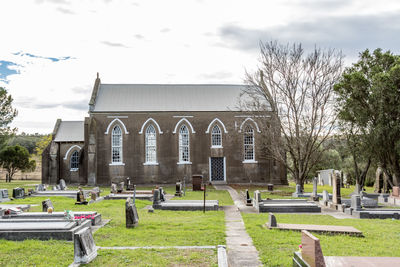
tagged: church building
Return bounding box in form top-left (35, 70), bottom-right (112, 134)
top-left (42, 74), bottom-right (287, 186)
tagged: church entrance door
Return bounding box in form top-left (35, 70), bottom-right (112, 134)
top-left (210, 157), bottom-right (225, 181)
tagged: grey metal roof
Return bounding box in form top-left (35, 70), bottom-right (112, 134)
top-left (54, 121), bottom-right (84, 142)
top-left (92, 84), bottom-right (247, 112)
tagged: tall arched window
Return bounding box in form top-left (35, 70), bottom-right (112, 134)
top-left (112, 125), bottom-right (122, 163)
top-left (211, 125), bottom-right (222, 147)
top-left (244, 125), bottom-right (255, 161)
top-left (179, 125), bottom-right (190, 162)
top-left (145, 125), bottom-right (157, 163)
top-left (70, 150), bottom-right (79, 170)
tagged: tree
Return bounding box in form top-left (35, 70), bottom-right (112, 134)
top-left (244, 41), bottom-right (343, 188)
top-left (0, 87), bottom-right (17, 149)
top-left (334, 49), bottom-right (400, 188)
top-left (0, 145), bottom-right (36, 182)
top-left (35, 134), bottom-right (52, 157)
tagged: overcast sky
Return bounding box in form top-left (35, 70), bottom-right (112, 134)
top-left (1, 0), bottom-right (400, 134)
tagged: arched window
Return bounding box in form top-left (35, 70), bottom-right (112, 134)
top-left (145, 125), bottom-right (157, 163)
top-left (244, 125), bottom-right (255, 161)
top-left (211, 125), bottom-right (222, 147)
top-left (179, 125), bottom-right (190, 162)
top-left (70, 150), bottom-right (79, 170)
top-left (112, 125), bottom-right (122, 163)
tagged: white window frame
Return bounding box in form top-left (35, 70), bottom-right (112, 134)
top-left (243, 125), bottom-right (257, 163)
top-left (144, 124), bottom-right (158, 165)
top-left (178, 125), bottom-right (191, 164)
top-left (111, 125), bottom-right (123, 165)
top-left (70, 150), bottom-right (79, 171)
top-left (211, 125), bottom-right (222, 148)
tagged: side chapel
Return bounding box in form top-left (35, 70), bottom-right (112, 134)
top-left (42, 74), bottom-right (287, 185)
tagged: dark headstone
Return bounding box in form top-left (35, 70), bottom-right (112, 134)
top-left (267, 184), bottom-right (274, 192)
top-left (74, 227), bottom-right (97, 264)
top-left (175, 181), bottom-right (182, 197)
top-left (246, 189), bottom-right (252, 206)
top-left (12, 188), bottom-right (25, 199)
top-left (268, 213), bottom-right (277, 228)
top-left (125, 198), bottom-right (139, 228)
top-left (76, 188), bottom-right (88, 205)
top-left (59, 179), bottom-right (67, 190)
top-left (192, 175), bottom-right (203, 191)
top-left (118, 182), bottom-right (124, 193)
top-left (301, 230), bottom-right (326, 267)
top-left (42, 199), bottom-right (54, 212)
top-left (153, 189), bottom-right (161, 205)
top-left (159, 187), bottom-right (165, 202)
top-left (126, 177), bottom-right (134, 191)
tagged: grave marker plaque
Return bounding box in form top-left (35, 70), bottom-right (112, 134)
top-left (301, 230), bottom-right (326, 267)
top-left (12, 188), bottom-right (25, 199)
top-left (192, 175), bottom-right (203, 191)
top-left (74, 227), bottom-right (97, 264)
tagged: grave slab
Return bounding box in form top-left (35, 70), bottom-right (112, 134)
top-left (104, 193), bottom-right (152, 201)
top-left (258, 199), bottom-right (321, 213)
top-left (31, 190), bottom-right (90, 198)
top-left (153, 200), bottom-right (219, 211)
top-left (268, 223), bottom-right (362, 236)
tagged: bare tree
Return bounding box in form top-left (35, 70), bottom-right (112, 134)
top-left (243, 41), bottom-right (343, 187)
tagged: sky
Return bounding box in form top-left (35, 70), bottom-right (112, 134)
top-left (0, 0), bottom-right (400, 134)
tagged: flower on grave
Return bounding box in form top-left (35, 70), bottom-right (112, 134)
top-left (298, 244), bottom-right (302, 252)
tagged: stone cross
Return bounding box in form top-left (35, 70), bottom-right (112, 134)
top-left (74, 227), bottom-right (97, 264)
top-left (332, 171), bottom-right (341, 205)
top-left (301, 230), bottom-right (326, 267)
top-left (125, 197), bottom-right (139, 228)
top-left (351, 195), bottom-right (361, 211)
top-left (268, 213), bottom-right (277, 228)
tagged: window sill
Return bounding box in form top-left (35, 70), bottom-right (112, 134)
top-left (70, 168), bottom-right (79, 172)
top-left (177, 161), bottom-right (192, 165)
top-left (242, 160), bottom-right (258, 164)
top-left (143, 162), bottom-right (159, 166)
top-left (211, 145), bottom-right (223, 149)
top-left (109, 162), bottom-right (125, 166)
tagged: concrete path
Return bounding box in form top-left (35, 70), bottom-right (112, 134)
top-left (215, 185), bottom-right (262, 267)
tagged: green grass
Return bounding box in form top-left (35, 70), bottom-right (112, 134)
top-left (242, 213), bottom-right (400, 266)
top-left (171, 186), bottom-right (234, 206)
top-left (85, 248), bottom-right (218, 267)
top-left (0, 181), bottom-right (226, 266)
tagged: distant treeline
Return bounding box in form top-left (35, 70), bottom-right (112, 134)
top-left (7, 133), bottom-right (46, 154)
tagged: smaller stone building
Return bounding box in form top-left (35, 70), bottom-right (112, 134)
top-left (42, 119), bottom-right (85, 185)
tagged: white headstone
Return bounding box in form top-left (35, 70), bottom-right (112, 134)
top-left (322, 190), bottom-right (329, 202)
top-left (351, 195), bottom-right (361, 211)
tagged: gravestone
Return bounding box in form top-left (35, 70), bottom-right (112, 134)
top-left (153, 189), bottom-right (161, 205)
top-left (0, 189), bottom-right (10, 202)
top-left (52, 186), bottom-right (58, 190)
top-left (253, 190), bottom-right (261, 208)
top-left (301, 230), bottom-right (326, 267)
top-left (332, 171), bottom-right (341, 205)
top-left (125, 198), bottom-right (139, 228)
top-left (392, 186), bottom-right (400, 198)
top-left (42, 199), bottom-right (54, 212)
top-left (74, 227), bottom-right (97, 264)
top-left (56, 185), bottom-right (60, 190)
top-left (59, 179), bottom-right (67, 190)
top-left (268, 213), bottom-right (277, 228)
top-left (0, 208), bottom-right (4, 217)
top-left (90, 191), bottom-right (97, 201)
top-left (351, 195), bottom-right (361, 211)
top-left (126, 177), bottom-right (134, 191)
top-left (175, 181), bottom-right (182, 197)
top-left (192, 174), bottom-right (203, 191)
top-left (75, 187), bottom-right (88, 205)
top-left (118, 182), bottom-right (124, 193)
top-left (245, 189), bottom-right (252, 206)
top-left (12, 188), bottom-right (25, 199)
top-left (36, 184), bottom-right (45, 191)
top-left (322, 190), bottom-right (329, 206)
top-left (295, 184), bottom-right (302, 195)
top-left (159, 187), bottom-right (165, 202)
top-left (311, 177), bottom-right (318, 201)
top-left (267, 184), bottom-right (274, 192)
top-left (110, 183), bottom-right (117, 194)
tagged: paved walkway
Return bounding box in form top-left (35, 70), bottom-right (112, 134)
top-left (215, 185), bottom-right (262, 267)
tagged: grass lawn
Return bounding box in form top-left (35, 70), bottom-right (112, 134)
top-left (0, 181), bottom-right (225, 266)
top-left (242, 213), bottom-right (400, 266)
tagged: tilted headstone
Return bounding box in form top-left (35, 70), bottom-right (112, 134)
top-left (12, 188), bottom-right (25, 199)
top-left (74, 227), bottom-right (97, 264)
top-left (246, 189), bottom-right (252, 205)
top-left (153, 189), bottom-right (161, 205)
top-left (125, 198), bottom-right (139, 228)
top-left (111, 183), bottom-right (117, 194)
top-left (42, 199), bottom-right (54, 212)
top-left (268, 213), bottom-right (277, 228)
top-left (351, 195), bottom-right (361, 211)
top-left (332, 171), bottom-right (341, 205)
top-left (392, 186), bottom-right (400, 197)
top-left (301, 230), bottom-right (326, 267)
top-left (59, 179), bottom-right (67, 190)
top-left (175, 181), bottom-right (182, 197)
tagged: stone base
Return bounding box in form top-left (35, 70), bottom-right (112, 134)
top-left (104, 194), bottom-right (153, 201)
top-left (153, 200), bottom-right (219, 211)
top-left (258, 199), bottom-right (321, 213)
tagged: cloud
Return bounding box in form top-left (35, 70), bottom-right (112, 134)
top-left (56, 7), bottom-right (75, 14)
top-left (35, 0), bottom-right (69, 5)
top-left (199, 71), bottom-right (234, 81)
top-left (218, 12), bottom-right (400, 60)
top-left (15, 97), bottom-right (88, 111)
top-left (0, 61), bottom-right (20, 83)
top-left (160, 28), bottom-right (170, 33)
top-left (134, 34), bottom-right (144, 40)
top-left (101, 41), bottom-right (129, 48)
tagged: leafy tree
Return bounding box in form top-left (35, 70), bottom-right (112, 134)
top-left (244, 41), bottom-right (343, 188)
top-left (0, 145), bottom-right (36, 182)
top-left (35, 134), bottom-right (52, 157)
top-left (0, 87), bottom-right (17, 149)
top-left (8, 134), bottom-right (43, 154)
top-left (334, 49), bottom-right (400, 188)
